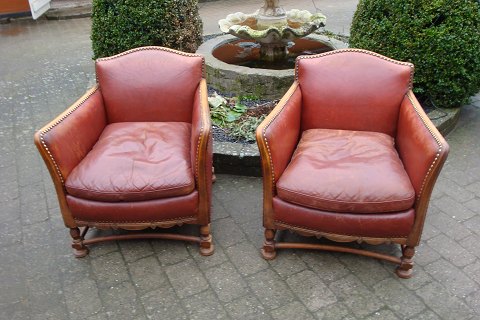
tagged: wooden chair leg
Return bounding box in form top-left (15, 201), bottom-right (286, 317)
top-left (199, 224), bottom-right (214, 256)
top-left (261, 228), bottom-right (277, 260)
top-left (395, 245), bottom-right (415, 279)
top-left (70, 227), bottom-right (89, 258)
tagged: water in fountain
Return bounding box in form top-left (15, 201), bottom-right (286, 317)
top-left (212, 38), bottom-right (333, 70)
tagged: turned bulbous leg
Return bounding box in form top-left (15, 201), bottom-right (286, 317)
top-left (395, 245), bottom-right (415, 279)
top-left (261, 228), bottom-right (277, 260)
top-left (70, 227), bottom-right (89, 258)
top-left (199, 224), bottom-right (214, 256)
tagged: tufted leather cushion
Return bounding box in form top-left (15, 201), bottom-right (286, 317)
top-left (276, 129), bottom-right (415, 213)
top-left (65, 122), bottom-right (195, 202)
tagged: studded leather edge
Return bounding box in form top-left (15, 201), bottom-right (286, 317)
top-left (295, 48), bottom-right (415, 90)
top-left (74, 216), bottom-right (197, 229)
top-left (406, 92), bottom-right (443, 201)
top-left (95, 46), bottom-right (206, 82)
top-left (38, 85), bottom-right (99, 185)
top-left (195, 85), bottom-right (205, 183)
top-left (275, 220), bottom-right (409, 243)
top-left (261, 83), bottom-right (299, 190)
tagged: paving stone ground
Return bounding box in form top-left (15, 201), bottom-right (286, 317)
top-left (1, 4), bottom-right (480, 320)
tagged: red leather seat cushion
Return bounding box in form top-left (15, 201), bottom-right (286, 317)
top-left (273, 197), bottom-right (414, 238)
top-left (65, 122), bottom-right (195, 202)
top-left (276, 129), bottom-right (415, 213)
top-left (67, 192), bottom-right (199, 223)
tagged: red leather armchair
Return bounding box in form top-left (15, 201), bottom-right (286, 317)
top-left (256, 49), bottom-right (449, 278)
top-left (34, 47), bottom-right (214, 257)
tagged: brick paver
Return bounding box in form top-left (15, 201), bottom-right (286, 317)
top-left (1, 3), bottom-right (480, 319)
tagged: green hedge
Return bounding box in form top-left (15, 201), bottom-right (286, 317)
top-left (91, 0), bottom-right (203, 59)
top-left (350, 0), bottom-right (480, 108)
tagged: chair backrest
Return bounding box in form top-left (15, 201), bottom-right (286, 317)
top-left (96, 47), bottom-right (204, 123)
top-left (296, 49), bottom-right (413, 136)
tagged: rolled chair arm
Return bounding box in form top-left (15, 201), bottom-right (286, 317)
top-left (396, 91), bottom-right (449, 245)
top-left (191, 79), bottom-right (212, 224)
top-left (34, 85), bottom-right (107, 226)
top-left (256, 82), bottom-right (302, 227)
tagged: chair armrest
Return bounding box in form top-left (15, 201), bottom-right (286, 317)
top-left (34, 85), bottom-right (107, 226)
top-left (191, 79), bottom-right (212, 224)
top-left (256, 82), bottom-right (302, 227)
top-left (396, 91), bottom-right (449, 245)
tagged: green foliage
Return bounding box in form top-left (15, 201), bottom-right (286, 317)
top-left (238, 94), bottom-right (260, 101)
top-left (91, 0), bottom-right (203, 59)
top-left (208, 93), bottom-right (247, 126)
top-left (350, 0), bottom-right (480, 108)
top-left (228, 114), bottom-right (266, 142)
top-left (208, 93), bottom-right (262, 142)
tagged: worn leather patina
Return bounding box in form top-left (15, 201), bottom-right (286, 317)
top-left (35, 47), bottom-right (214, 257)
top-left (256, 49), bottom-right (449, 278)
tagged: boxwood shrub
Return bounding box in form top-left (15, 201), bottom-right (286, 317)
top-left (350, 0), bottom-right (480, 108)
top-left (91, 0), bottom-right (203, 59)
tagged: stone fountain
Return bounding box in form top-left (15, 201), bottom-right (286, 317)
top-left (197, 0), bottom-right (347, 175)
top-left (196, 0), bottom-right (347, 100)
top-left (218, 0), bottom-right (326, 62)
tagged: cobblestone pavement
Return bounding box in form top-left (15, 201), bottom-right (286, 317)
top-left (1, 9), bottom-right (480, 320)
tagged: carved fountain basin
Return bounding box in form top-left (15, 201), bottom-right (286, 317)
top-left (196, 34), bottom-right (347, 100)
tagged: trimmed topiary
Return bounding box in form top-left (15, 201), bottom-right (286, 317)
top-left (350, 0), bottom-right (480, 108)
top-left (91, 0), bottom-right (203, 59)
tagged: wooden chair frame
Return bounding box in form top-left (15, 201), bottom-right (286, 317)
top-left (256, 49), bottom-right (449, 278)
top-left (34, 47), bottom-right (213, 257)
